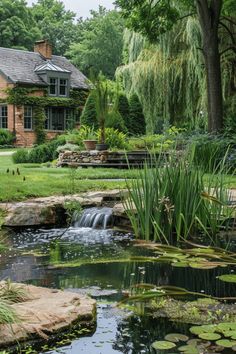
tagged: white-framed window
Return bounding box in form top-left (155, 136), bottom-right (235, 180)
top-left (59, 79), bottom-right (68, 96)
top-left (49, 78), bottom-right (57, 95)
top-left (24, 106), bottom-right (33, 130)
top-left (0, 105), bottom-right (8, 129)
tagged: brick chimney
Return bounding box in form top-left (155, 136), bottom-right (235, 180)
top-left (34, 40), bottom-right (52, 59)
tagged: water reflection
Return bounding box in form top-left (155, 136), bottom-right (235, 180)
top-left (1, 226), bottom-right (236, 353)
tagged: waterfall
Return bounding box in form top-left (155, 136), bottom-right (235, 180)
top-left (73, 207), bottom-right (114, 229)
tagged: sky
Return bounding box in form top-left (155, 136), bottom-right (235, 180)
top-left (27, 0), bottom-right (115, 18)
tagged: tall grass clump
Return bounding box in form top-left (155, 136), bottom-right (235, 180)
top-left (124, 151), bottom-right (232, 244)
top-left (0, 300), bottom-right (18, 325)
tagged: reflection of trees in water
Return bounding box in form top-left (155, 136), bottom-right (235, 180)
top-left (113, 316), bottom-right (189, 354)
top-left (123, 262), bottom-right (235, 298)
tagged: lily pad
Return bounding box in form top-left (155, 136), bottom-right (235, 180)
top-left (164, 333), bottom-right (189, 343)
top-left (151, 340), bottom-right (176, 350)
top-left (178, 344), bottom-right (199, 353)
top-left (217, 274), bottom-right (236, 283)
top-left (187, 339), bottom-right (202, 346)
top-left (171, 262), bottom-right (189, 268)
top-left (189, 262), bottom-right (217, 269)
top-left (190, 325), bottom-right (216, 335)
top-left (198, 332), bottom-right (221, 340)
top-left (216, 339), bottom-right (236, 348)
top-left (222, 330), bottom-right (236, 338)
top-left (217, 323), bottom-right (236, 332)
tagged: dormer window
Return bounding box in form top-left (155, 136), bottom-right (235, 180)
top-left (35, 61), bottom-right (71, 98)
top-left (49, 78), bottom-right (57, 95)
top-left (59, 79), bottom-right (68, 96)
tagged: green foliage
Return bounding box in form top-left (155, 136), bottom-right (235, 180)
top-left (56, 143), bottom-right (80, 153)
top-left (106, 110), bottom-right (127, 133)
top-left (124, 152), bottom-right (231, 243)
top-left (67, 7), bottom-right (124, 78)
top-left (129, 94), bottom-right (146, 135)
top-left (0, 280), bottom-right (29, 303)
top-left (132, 243), bottom-right (236, 270)
top-left (6, 87), bottom-right (82, 109)
top-left (189, 134), bottom-right (236, 172)
top-left (27, 144), bottom-right (52, 164)
top-left (31, 0), bottom-right (77, 55)
top-left (0, 299), bottom-right (18, 325)
top-left (116, 93), bottom-right (130, 129)
top-left (93, 77), bottom-right (109, 144)
top-left (61, 126), bottom-right (97, 148)
top-left (13, 136), bottom-right (67, 164)
top-left (0, 0), bottom-right (41, 50)
top-left (0, 129), bottom-right (15, 146)
top-left (12, 149), bottom-right (29, 164)
top-left (33, 106), bottom-right (46, 145)
top-left (97, 128), bottom-right (128, 150)
top-left (80, 93), bottom-right (98, 129)
top-left (115, 0), bottom-right (182, 41)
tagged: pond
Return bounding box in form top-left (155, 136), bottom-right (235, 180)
top-left (1, 222), bottom-right (236, 353)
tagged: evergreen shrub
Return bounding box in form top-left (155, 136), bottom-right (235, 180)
top-left (129, 94), bottom-right (146, 135)
top-left (117, 94), bottom-right (130, 129)
top-left (80, 93), bottom-right (98, 129)
top-left (12, 149), bottom-right (29, 164)
top-left (106, 110), bottom-right (127, 133)
top-left (0, 130), bottom-right (15, 146)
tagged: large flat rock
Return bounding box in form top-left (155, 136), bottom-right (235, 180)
top-left (0, 283), bottom-right (96, 348)
top-left (0, 190), bottom-right (127, 227)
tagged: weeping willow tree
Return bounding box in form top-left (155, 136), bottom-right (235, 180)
top-left (117, 18), bottom-right (235, 134)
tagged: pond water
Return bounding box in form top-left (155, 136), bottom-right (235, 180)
top-left (1, 224), bottom-right (236, 353)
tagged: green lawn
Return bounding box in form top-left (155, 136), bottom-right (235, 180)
top-left (0, 152), bottom-right (235, 202)
top-left (0, 155), bottom-right (134, 202)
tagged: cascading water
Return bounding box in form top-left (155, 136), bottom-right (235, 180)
top-left (73, 207), bottom-right (114, 229)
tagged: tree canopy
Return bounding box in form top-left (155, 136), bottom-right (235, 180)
top-left (0, 0), bottom-right (40, 50)
top-left (31, 0), bottom-right (77, 55)
top-left (115, 0), bottom-right (236, 132)
top-left (67, 7), bottom-right (125, 79)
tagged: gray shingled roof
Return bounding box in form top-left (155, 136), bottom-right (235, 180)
top-left (0, 47), bottom-right (89, 90)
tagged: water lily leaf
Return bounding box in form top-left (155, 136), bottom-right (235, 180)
top-left (178, 344), bottom-right (199, 353)
top-left (189, 262), bottom-right (217, 269)
top-left (171, 261), bottom-right (189, 268)
top-left (216, 339), bottom-right (236, 348)
top-left (217, 323), bottom-right (236, 332)
top-left (151, 340), bottom-right (176, 350)
top-left (187, 339), bottom-right (202, 346)
top-left (198, 333), bottom-right (221, 340)
top-left (164, 333), bottom-right (189, 343)
top-left (222, 331), bottom-right (236, 338)
top-left (190, 325), bottom-right (216, 335)
top-left (217, 274), bottom-right (236, 283)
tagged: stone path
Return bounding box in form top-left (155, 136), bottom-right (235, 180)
top-left (0, 150), bottom-right (14, 156)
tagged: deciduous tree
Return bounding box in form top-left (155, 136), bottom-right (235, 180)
top-left (116, 0), bottom-right (236, 133)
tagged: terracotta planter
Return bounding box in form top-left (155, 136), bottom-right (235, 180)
top-left (83, 140), bottom-right (97, 151)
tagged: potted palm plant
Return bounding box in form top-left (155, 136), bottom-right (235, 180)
top-left (94, 78), bottom-right (109, 151)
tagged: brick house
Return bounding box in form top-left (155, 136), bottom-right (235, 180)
top-left (0, 40), bottom-right (89, 146)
